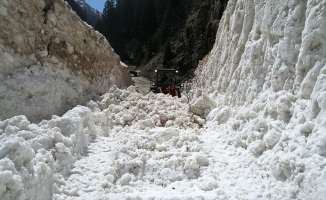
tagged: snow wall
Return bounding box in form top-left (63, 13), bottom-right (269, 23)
top-left (190, 0), bottom-right (326, 198)
top-left (0, 0), bottom-right (132, 122)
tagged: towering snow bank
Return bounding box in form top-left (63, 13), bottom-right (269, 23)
top-left (0, 0), bottom-right (132, 122)
top-left (194, 0), bottom-right (325, 108)
top-left (191, 0), bottom-right (326, 198)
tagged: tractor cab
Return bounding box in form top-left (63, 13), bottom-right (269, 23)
top-left (150, 69), bottom-right (180, 97)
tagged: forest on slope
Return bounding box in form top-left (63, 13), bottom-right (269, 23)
top-left (95, 0), bottom-right (228, 80)
top-left (64, 0), bottom-right (102, 27)
top-left (64, 0), bottom-right (89, 24)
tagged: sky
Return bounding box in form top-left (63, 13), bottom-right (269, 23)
top-left (85, 0), bottom-right (106, 12)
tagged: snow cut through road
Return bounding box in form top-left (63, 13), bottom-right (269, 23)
top-left (52, 86), bottom-right (292, 199)
top-left (132, 76), bottom-right (152, 96)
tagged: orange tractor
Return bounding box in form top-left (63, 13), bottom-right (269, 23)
top-left (150, 69), bottom-right (181, 97)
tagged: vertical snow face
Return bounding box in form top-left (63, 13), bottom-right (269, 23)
top-left (0, 0), bottom-right (132, 122)
top-left (190, 0), bottom-right (326, 198)
top-left (195, 0), bottom-right (311, 105)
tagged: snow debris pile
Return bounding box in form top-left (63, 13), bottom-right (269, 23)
top-left (0, 87), bottom-right (210, 200)
top-left (0, 0), bottom-right (131, 122)
top-left (0, 106), bottom-right (96, 200)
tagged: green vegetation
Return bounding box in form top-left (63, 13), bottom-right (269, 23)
top-left (187, 10), bottom-right (199, 25)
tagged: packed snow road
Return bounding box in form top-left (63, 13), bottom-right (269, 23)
top-left (132, 76), bottom-right (152, 96)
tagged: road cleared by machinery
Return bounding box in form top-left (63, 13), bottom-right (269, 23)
top-left (131, 76), bottom-right (151, 95)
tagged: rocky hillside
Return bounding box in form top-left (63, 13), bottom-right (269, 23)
top-left (0, 0), bottom-right (132, 122)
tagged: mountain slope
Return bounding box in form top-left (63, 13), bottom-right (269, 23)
top-left (74, 0), bottom-right (102, 26)
top-left (96, 0), bottom-right (228, 80)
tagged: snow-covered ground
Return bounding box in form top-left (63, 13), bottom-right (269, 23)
top-left (1, 85), bottom-right (325, 199)
top-left (1, 0), bottom-right (326, 199)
